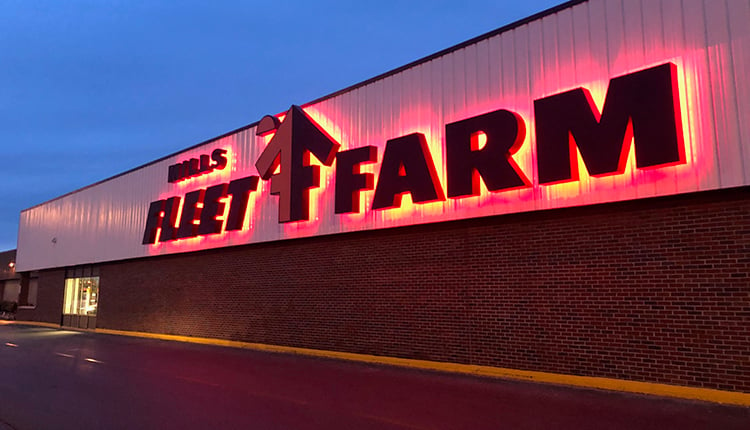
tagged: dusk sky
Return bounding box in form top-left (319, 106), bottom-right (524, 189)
top-left (0, 0), bottom-right (563, 251)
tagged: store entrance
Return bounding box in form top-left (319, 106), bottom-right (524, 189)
top-left (61, 267), bottom-right (99, 329)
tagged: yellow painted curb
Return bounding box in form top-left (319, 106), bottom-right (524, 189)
top-left (8, 320), bottom-right (750, 406)
top-left (1, 320), bottom-right (60, 329)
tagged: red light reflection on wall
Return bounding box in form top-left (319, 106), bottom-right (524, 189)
top-left (538, 59), bottom-right (695, 204)
top-left (376, 128), bottom-right (448, 224)
top-left (442, 103), bottom-right (536, 215)
top-left (173, 146), bottom-right (235, 191)
top-left (147, 59), bottom-right (698, 257)
top-left (148, 140), bottom-right (248, 254)
top-left (286, 106), bottom-right (339, 237)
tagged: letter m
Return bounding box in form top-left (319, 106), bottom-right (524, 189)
top-left (534, 63), bottom-right (684, 184)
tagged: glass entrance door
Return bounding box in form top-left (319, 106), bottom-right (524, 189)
top-left (62, 267), bottom-right (99, 329)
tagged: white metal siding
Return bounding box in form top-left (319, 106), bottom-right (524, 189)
top-left (16, 0), bottom-right (750, 271)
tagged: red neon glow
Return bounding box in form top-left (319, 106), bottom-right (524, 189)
top-left (174, 146), bottom-right (234, 190)
top-left (147, 59), bottom-right (698, 259)
top-left (472, 131), bottom-right (487, 150)
top-left (282, 107), bottom-right (338, 236)
top-left (149, 140), bottom-right (248, 253)
top-left (540, 59), bottom-right (695, 204)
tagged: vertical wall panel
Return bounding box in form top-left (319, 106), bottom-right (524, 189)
top-left (727, 0), bottom-right (750, 183)
top-left (705, 0), bottom-right (744, 187)
top-left (682, 0), bottom-right (720, 191)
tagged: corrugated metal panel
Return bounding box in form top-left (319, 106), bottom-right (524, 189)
top-left (16, 0), bottom-right (750, 271)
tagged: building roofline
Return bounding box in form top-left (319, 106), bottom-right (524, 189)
top-left (21, 0), bottom-right (587, 212)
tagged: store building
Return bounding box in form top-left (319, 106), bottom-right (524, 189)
top-left (15, 0), bottom-right (749, 395)
top-left (0, 250), bottom-right (20, 304)
top-left (0, 249), bottom-right (38, 319)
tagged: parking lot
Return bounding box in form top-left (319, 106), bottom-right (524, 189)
top-left (0, 323), bottom-right (747, 429)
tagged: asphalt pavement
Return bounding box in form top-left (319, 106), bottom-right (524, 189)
top-left (0, 323), bottom-right (747, 429)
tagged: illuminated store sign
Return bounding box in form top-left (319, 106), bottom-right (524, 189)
top-left (142, 63), bottom-right (684, 244)
top-left (167, 149), bottom-right (229, 183)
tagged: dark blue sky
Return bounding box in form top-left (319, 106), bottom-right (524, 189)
top-left (0, 0), bottom-right (562, 251)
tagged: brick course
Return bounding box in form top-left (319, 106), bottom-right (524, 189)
top-left (29, 186), bottom-right (750, 392)
top-left (16, 268), bottom-right (64, 324)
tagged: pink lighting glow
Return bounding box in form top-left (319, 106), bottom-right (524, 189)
top-left (144, 59), bottom-right (701, 259)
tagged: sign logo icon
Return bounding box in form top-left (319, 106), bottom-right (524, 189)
top-left (255, 105), bottom-right (340, 223)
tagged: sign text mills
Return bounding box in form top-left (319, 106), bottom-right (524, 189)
top-left (143, 63), bottom-right (684, 244)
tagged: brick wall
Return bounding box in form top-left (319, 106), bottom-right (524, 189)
top-left (16, 269), bottom-right (64, 324)
top-left (38, 186), bottom-right (750, 392)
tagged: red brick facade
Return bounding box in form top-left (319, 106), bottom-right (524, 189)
top-left (24, 186), bottom-right (750, 392)
top-left (16, 269), bottom-right (64, 324)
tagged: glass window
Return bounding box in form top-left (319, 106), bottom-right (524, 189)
top-left (18, 276), bottom-right (38, 308)
top-left (63, 276), bottom-right (99, 316)
top-left (27, 278), bottom-right (38, 307)
top-left (2, 280), bottom-right (20, 303)
top-left (63, 278), bottom-right (76, 314)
